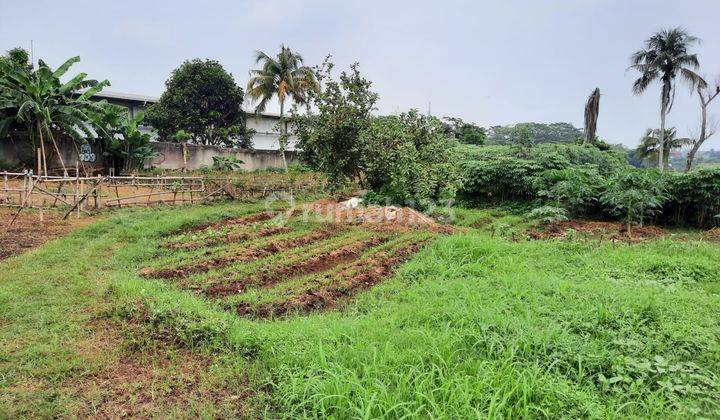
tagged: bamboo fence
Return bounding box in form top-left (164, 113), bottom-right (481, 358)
top-left (2, 170), bottom-right (319, 225)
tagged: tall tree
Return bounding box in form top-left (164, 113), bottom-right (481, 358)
top-left (145, 59), bottom-right (253, 148)
top-left (246, 45), bottom-right (318, 170)
top-left (635, 127), bottom-right (692, 168)
top-left (630, 28), bottom-right (701, 172)
top-left (583, 88), bottom-right (600, 144)
top-left (685, 75), bottom-right (720, 172)
top-left (0, 56), bottom-right (108, 175)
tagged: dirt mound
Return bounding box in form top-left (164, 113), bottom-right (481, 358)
top-left (529, 220), bottom-right (667, 241)
top-left (304, 199), bottom-right (447, 231)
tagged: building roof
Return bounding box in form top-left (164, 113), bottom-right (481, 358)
top-left (87, 90), bottom-right (283, 119)
top-left (90, 90), bottom-right (160, 103)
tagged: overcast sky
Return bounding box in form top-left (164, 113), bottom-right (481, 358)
top-left (1, 0), bottom-right (719, 148)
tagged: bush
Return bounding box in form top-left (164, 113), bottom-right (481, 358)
top-left (601, 169), bottom-right (666, 234)
top-left (212, 155), bottom-right (244, 172)
top-left (663, 168), bottom-right (720, 228)
top-left (526, 206), bottom-right (569, 225)
top-left (362, 110), bottom-right (464, 207)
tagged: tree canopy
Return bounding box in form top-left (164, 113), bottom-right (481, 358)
top-left (145, 59), bottom-right (253, 148)
top-left (486, 122), bottom-right (582, 145)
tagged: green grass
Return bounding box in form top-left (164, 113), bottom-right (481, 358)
top-left (1, 202), bottom-right (719, 418)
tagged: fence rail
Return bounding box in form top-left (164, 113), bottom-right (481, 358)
top-left (2, 171), bottom-right (320, 224)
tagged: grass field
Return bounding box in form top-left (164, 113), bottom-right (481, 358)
top-left (1, 201), bottom-right (719, 418)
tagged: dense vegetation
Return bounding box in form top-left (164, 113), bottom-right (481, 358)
top-left (459, 143), bottom-right (720, 228)
top-left (293, 61), bottom-right (462, 205)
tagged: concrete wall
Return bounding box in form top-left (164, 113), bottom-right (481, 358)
top-left (0, 138), bottom-right (299, 172)
top-left (148, 142), bottom-right (299, 171)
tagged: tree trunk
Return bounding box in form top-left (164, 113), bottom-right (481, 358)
top-left (37, 123), bottom-right (47, 177)
top-left (685, 97), bottom-right (705, 172)
top-left (658, 84), bottom-right (668, 172)
top-left (279, 99), bottom-right (288, 171)
top-left (686, 86), bottom-right (717, 172)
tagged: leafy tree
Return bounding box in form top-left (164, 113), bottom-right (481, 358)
top-left (145, 59), bottom-right (253, 148)
top-left (247, 45), bottom-right (318, 170)
top-left (630, 28), bottom-right (702, 172)
top-left (685, 74), bottom-right (719, 172)
top-left (487, 122), bottom-right (582, 145)
top-left (361, 110), bottom-right (463, 206)
top-left (442, 117), bottom-right (486, 145)
top-left (511, 123), bottom-right (534, 156)
top-left (635, 128), bottom-right (692, 169)
top-left (292, 59), bottom-right (377, 192)
top-left (0, 55), bottom-right (109, 175)
top-left (601, 169), bottom-right (666, 236)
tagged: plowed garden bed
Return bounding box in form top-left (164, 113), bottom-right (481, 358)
top-left (140, 209), bottom-right (448, 318)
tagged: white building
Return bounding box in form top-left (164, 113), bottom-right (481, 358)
top-left (91, 91), bottom-right (297, 150)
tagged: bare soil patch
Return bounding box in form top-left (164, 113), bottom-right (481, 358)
top-left (233, 239), bottom-right (429, 318)
top-left (0, 208), bottom-right (95, 261)
top-left (141, 225), bottom-right (343, 279)
top-left (65, 318), bottom-right (254, 418)
top-left (305, 199), bottom-right (452, 233)
top-left (528, 220), bottom-right (668, 241)
top-left (206, 235), bottom-right (391, 298)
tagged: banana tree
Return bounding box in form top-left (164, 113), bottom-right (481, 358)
top-left (0, 56), bottom-right (109, 175)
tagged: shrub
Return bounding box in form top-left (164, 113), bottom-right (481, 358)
top-left (212, 155), bottom-right (244, 172)
top-left (362, 110), bottom-right (464, 207)
top-left (526, 206), bottom-right (569, 225)
top-left (600, 169), bottom-right (667, 234)
top-left (663, 168), bottom-right (720, 228)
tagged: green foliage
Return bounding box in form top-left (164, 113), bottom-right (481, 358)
top-left (0, 55), bottom-right (110, 171)
top-left (663, 168), bottom-right (720, 227)
top-left (533, 166), bottom-right (603, 215)
top-left (460, 143), bottom-right (629, 203)
top-left (145, 59), bottom-right (253, 148)
top-left (487, 122), bottom-right (583, 145)
top-left (212, 155), bottom-right (244, 172)
top-left (292, 59), bottom-right (378, 192)
top-left (442, 116), bottom-right (486, 145)
top-left (601, 169), bottom-right (666, 232)
top-left (526, 205), bottom-right (569, 225)
top-left (91, 103), bottom-right (156, 173)
top-left (361, 110), bottom-right (464, 206)
top-left (510, 123), bottom-right (534, 156)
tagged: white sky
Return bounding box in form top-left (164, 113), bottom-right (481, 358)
top-left (1, 0), bottom-right (719, 148)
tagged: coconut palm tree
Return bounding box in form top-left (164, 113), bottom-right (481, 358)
top-left (635, 127), bottom-right (692, 169)
top-left (0, 56), bottom-right (109, 175)
top-left (629, 28), bottom-right (702, 172)
top-left (246, 45), bottom-right (318, 169)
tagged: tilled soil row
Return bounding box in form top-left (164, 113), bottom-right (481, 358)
top-left (140, 227), bottom-right (343, 280)
top-left (167, 226), bottom-right (293, 250)
top-left (205, 235), bottom-right (392, 298)
top-left (232, 239), bottom-right (429, 318)
top-left (183, 211), bottom-right (281, 234)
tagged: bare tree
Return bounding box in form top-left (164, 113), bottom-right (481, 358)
top-left (685, 76), bottom-right (720, 172)
top-left (584, 88), bottom-right (600, 144)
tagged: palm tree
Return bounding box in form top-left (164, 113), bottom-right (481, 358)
top-left (246, 45), bottom-right (318, 169)
top-left (635, 127), bottom-right (692, 169)
top-left (0, 56), bottom-right (109, 175)
top-left (629, 28), bottom-right (702, 172)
